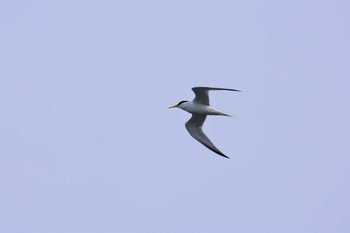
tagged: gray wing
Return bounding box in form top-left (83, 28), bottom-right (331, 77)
top-left (185, 114), bottom-right (229, 158)
top-left (192, 87), bottom-right (241, 105)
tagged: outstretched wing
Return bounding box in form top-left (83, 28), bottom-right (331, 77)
top-left (185, 114), bottom-right (229, 158)
top-left (192, 87), bottom-right (241, 105)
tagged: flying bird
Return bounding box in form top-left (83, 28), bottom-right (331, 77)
top-left (169, 87), bottom-right (240, 158)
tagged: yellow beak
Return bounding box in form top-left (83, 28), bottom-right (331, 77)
top-left (169, 104), bottom-right (178, 109)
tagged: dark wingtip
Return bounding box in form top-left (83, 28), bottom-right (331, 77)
top-left (212, 149), bottom-right (230, 159)
top-left (216, 151), bottom-right (230, 159)
top-left (221, 154), bottom-right (230, 159)
top-left (202, 144), bottom-right (230, 159)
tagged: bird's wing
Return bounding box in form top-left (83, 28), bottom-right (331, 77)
top-left (185, 114), bottom-right (229, 158)
top-left (192, 87), bottom-right (241, 105)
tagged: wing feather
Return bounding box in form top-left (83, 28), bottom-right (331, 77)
top-left (185, 115), bottom-right (229, 158)
top-left (192, 87), bottom-right (240, 105)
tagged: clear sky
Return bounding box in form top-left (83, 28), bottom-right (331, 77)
top-left (0, 1), bottom-right (349, 233)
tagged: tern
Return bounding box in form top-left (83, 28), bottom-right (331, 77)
top-left (169, 87), bottom-right (240, 158)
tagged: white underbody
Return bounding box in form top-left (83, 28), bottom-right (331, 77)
top-left (179, 101), bottom-right (229, 116)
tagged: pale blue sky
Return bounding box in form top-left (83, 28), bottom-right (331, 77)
top-left (0, 1), bottom-right (349, 233)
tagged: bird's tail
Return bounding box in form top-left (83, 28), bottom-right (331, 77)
top-left (213, 111), bottom-right (231, 117)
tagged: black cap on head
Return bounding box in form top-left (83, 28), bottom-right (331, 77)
top-left (177, 100), bottom-right (188, 105)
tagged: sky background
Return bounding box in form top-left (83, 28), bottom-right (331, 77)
top-left (0, 1), bottom-right (349, 233)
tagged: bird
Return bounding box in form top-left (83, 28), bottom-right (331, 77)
top-left (169, 87), bottom-right (240, 158)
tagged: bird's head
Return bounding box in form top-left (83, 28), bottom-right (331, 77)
top-left (169, 100), bottom-right (189, 109)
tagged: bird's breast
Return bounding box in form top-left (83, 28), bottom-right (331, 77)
top-left (181, 103), bottom-right (216, 115)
